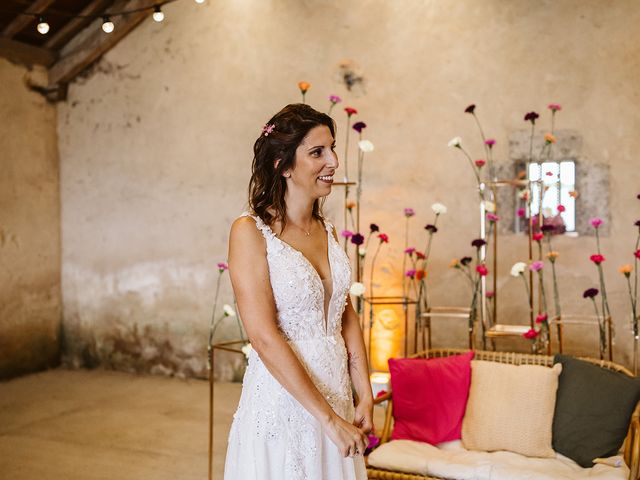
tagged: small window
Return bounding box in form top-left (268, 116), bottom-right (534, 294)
top-left (524, 160), bottom-right (576, 232)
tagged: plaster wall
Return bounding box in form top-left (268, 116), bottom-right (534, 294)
top-left (0, 59), bottom-right (61, 379)
top-left (58, 0), bottom-right (640, 379)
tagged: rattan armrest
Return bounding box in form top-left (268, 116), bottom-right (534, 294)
top-left (372, 390), bottom-right (395, 444)
top-left (624, 401), bottom-right (640, 480)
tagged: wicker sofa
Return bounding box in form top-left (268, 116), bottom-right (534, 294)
top-left (366, 349), bottom-right (640, 480)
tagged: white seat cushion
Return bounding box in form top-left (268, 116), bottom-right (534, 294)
top-left (367, 439), bottom-right (628, 480)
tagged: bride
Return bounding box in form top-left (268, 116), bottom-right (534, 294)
top-left (224, 103), bottom-right (372, 479)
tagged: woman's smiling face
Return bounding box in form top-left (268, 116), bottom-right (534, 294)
top-left (285, 125), bottom-right (338, 199)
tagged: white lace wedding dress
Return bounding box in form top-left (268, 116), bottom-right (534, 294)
top-left (224, 213), bottom-right (367, 480)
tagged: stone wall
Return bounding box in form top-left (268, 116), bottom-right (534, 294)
top-left (0, 59), bottom-right (61, 379)
top-left (57, 0), bottom-right (640, 379)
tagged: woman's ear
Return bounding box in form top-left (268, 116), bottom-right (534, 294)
top-left (274, 159), bottom-right (291, 178)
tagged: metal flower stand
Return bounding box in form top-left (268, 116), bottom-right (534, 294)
top-left (552, 314), bottom-right (613, 361)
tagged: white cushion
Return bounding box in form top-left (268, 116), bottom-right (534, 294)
top-left (367, 439), bottom-right (628, 480)
top-left (461, 361), bottom-right (562, 458)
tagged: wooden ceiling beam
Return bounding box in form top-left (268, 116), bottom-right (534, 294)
top-left (48, 0), bottom-right (154, 87)
top-left (2, 0), bottom-right (57, 39)
top-left (43, 0), bottom-right (113, 51)
top-left (0, 37), bottom-right (57, 67)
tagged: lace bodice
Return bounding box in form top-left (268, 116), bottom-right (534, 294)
top-left (240, 212), bottom-right (352, 342)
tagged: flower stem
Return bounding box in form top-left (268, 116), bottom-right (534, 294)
top-left (369, 241), bottom-right (382, 300)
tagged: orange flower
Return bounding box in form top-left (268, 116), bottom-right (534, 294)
top-left (569, 190), bottom-right (579, 198)
top-left (544, 133), bottom-right (556, 144)
top-left (449, 258), bottom-right (460, 268)
top-left (298, 81), bottom-right (311, 93)
top-left (416, 270), bottom-right (427, 281)
top-left (345, 201), bottom-right (356, 210)
top-left (619, 264), bottom-right (633, 276)
top-left (546, 251), bottom-right (559, 259)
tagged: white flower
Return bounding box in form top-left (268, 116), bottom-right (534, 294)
top-left (431, 203), bottom-right (448, 215)
top-left (510, 262), bottom-right (527, 277)
top-left (358, 246), bottom-right (366, 257)
top-left (241, 343), bottom-right (252, 359)
top-left (483, 201), bottom-right (496, 213)
top-left (349, 282), bottom-right (366, 297)
top-left (447, 136), bottom-right (462, 148)
top-left (223, 304), bottom-right (236, 317)
top-left (358, 140), bottom-right (375, 153)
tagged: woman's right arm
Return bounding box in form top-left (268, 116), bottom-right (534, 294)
top-left (228, 217), bottom-right (368, 457)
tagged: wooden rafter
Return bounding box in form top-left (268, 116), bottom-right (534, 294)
top-left (0, 37), bottom-right (57, 67)
top-left (43, 0), bottom-right (113, 51)
top-left (48, 0), bottom-right (154, 87)
top-left (2, 0), bottom-right (57, 39)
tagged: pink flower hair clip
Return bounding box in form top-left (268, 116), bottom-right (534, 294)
top-left (262, 123), bottom-right (275, 136)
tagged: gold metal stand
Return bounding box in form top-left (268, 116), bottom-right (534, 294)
top-left (419, 306), bottom-right (473, 350)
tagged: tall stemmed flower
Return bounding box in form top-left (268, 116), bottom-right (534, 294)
top-left (530, 260), bottom-right (550, 351)
top-left (583, 287), bottom-right (607, 358)
top-left (298, 81), bottom-right (311, 104)
top-left (369, 232), bottom-right (389, 299)
top-left (415, 203), bottom-right (447, 312)
top-left (448, 137), bottom-right (482, 190)
top-left (401, 207), bottom-right (415, 299)
top-left (342, 106), bottom-right (358, 245)
top-left (464, 104), bottom-right (496, 180)
top-left (327, 94), bottom-right (342, 115)
top-left (353, 121), bottom-right (369, 235)
top-left (467, 238), bottom-right (488, 336)
top-left (208, 262), bottom-right (229, 370)
top-left (589, 217), bottom-right (611, 355)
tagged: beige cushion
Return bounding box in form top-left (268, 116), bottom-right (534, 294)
top-left (461, 360), bottom-right (562, 458)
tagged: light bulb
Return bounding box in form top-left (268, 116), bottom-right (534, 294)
top-left (152, 6), bottom-right (164, 22)
top-left (195, 0), bottom-right (205, 4)
top-left (36, 17), bottom-right (49, 35)
top-left (102, 16), bottom-right (114, 33)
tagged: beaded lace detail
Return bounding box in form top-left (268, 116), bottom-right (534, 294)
top-left (224, 212), bottom-right (366, 480)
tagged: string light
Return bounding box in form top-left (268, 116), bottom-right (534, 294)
top-left (36, 16), bottom-right (49, 35)
top-left (152, 5), bottom-right (165, 22)
top-left (101, 16), bottom-right (114, 33)
top-left (195, 0), bottom-right (206, 4)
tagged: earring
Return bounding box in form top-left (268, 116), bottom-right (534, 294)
top-left (284, 173), bottom-right (291, 178)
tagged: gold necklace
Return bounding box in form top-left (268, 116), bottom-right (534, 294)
top-left (289, 219), bottom-right (313, 236)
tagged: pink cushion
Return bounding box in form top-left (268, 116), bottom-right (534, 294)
top-left (388, 351), bottom-right (474, 445)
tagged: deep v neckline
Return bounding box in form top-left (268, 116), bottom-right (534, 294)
top-left (262, 219), bottom-right (335, 334)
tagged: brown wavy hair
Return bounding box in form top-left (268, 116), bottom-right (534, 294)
top-left (248, 103), bottom-right (336, 232)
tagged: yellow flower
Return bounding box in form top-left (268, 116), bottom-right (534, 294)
top-left (544, 133), bottom-right (557, 144)
top-left (619, 264), bottom-right (633, 276)
top-left (298, 81), bottom-right (311, 93)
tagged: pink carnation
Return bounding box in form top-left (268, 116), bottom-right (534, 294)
top-left (524, 328), bottom-right (539, 339)
top-left (529, 261), bottom-right (544, 272)
top-left (536, 313), bottom-right (549, 324)
top-left (590, 217), bottom-right (603, 228)
top-left (341, 230), bottom-right (354, 238)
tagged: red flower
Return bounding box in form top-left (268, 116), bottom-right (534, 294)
top-left (415, 251), bottom-right (425, 259)
top-left (523, 328), bottom-right (539, 339)
top-left (634, 249), bottom-right (640, 259)
top-left (475, 159), bottom-right (486, 168)
top-left (378, 233), bottom-right (389, 243)
top-left (536, 313), bottom-right (548, 324)
top-left (476, 264), bottom-right (489, 276)
top-left (416, 270), bottom-right (426, 281)
top-left (557, 204), bottom-right (566, 213)
top-left (590, 254), bottom-right (605, 264)
top-left (532, 232), bottom-right (544, 242)
top-left (376, 389), bottom-right (387, 398)
top-left (345, 107), bottom-right (358, 116)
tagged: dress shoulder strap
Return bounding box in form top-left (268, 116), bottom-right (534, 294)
top-left (239, 211), bottom-right (275, 240)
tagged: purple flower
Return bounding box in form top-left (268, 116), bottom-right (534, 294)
top-left (541, 224), bottom-right (556, 233)
top-left (424, 224), bottom-right (438, 233)
top-left (529, 261), bottom-right (544, 272)
top-left (341, 230), bottom-right (354, 238)
top-left (486, 213), bottom-right (500, 222)
top-left (465, 104), bottom-right (476, 114)
top-left (329, 95), bottom-right (342, 104)
top-left (590, 217), bottom-right (603, 228)
top-left (583, 288), bottom-right (599, 299)
top-left (524, 111), bottom-right (540, 123)
top-left (370, 223), bottom-right (379, 233)
top-left (364, 434), bottom-right (380, 455)
top-left (517, 207), bottom-right (525, 218)
top-left (352, 121), bottom-right (367, 133)
top-left (404, 207), bottom-right (415, 217)
top-left (635, 220), bottom-right (640, 227)
top-left (471, 238), bottom-right (486, 249)
top-left (404, 247), bottom-right (416, 255)
top-left (217, 262), bottom-right (229, 272)
top-left (405, 269), bottom-right (417, 279)
top-left (350, 233), bottom-right (364, 245)
top-left (460, 256), bottom-right (472, 266)
top-left (484, 138), bottom-right (496, 147)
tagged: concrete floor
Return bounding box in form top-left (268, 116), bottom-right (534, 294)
top-left (0, 368), bottom-right (386, 479)
top-left (0, 368), bottom-right (240, 479)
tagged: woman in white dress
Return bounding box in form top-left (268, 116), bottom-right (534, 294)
top-left (224, 104), bottom-right (373, 479)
